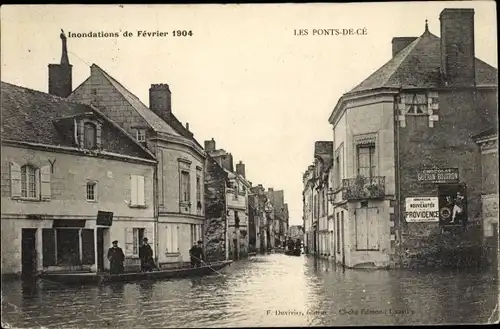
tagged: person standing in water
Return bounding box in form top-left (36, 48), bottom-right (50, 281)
top-left (107, 240), bottom-right (125, 275)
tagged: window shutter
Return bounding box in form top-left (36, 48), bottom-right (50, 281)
top-left (10, 162), bottom-right (22, 199)
top-left (40, 165), bottom-right (52, 200)
top-left (130, 175), bottom-right (137, 206)
top-left (96, 125), bottom-right (102, 148)
top-left (124, 227), bottom-right (134, 256)
top-left (78, 121), bottom-right (85, 147)
top-left (175, 225), bottom-right (179, 252)
top-left (137, 175), bottom-right (145, 206)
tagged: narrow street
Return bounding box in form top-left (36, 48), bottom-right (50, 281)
top-left (2, 254), bottom-right (497, 328)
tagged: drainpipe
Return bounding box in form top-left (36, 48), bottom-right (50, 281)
top-left (224, 181), bottom-right (229, 261)
top-left (395, 88), bottom-right (403, 267)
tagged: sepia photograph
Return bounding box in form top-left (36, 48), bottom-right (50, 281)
top-left (0, 2), bottom-right (498, 328)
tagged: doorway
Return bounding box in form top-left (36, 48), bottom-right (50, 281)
top-left (97, 228), bottom-right (105, 272)
top-left (21, 229), bottom-right (37, 277)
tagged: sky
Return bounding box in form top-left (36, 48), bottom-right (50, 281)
top-left (1, 2), bottom-right (497, 225)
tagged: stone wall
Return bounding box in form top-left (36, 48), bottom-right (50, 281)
top-left (203, 155), bottom-right (228, 261)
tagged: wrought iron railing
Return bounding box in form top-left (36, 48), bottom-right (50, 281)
top-left (342, 176), bottom-right (386, 201)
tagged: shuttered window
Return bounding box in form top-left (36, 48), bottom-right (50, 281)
top-left (83, 122), bottom-right (97, 149)
top-left (355, 207), bottom-right (379, 251)
top-left (180, 171), bottom-right (190, 202)
top-left (166, 224), bottom-right (179, 253)
top-left (130, 175), bottom-right (145, 206)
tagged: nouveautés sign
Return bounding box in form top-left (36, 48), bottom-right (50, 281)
top-left (417, 168), bottom-right (459, 184)
top-left (405, 197), bottom-right (439, 222)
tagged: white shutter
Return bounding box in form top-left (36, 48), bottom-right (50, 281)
top-left (137, 175), bottom-right (145, 206)
top-left (10, 162), bottom-right (21, 198)
top-left (124, 227), bottom-right (134, 256)
top-left (40, 165), bottom-right (52, 200)
top-left (130, 175), bottom-right (137, 206)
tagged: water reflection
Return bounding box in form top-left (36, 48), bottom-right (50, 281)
top-left (1, 254), bottom-right (497, 328)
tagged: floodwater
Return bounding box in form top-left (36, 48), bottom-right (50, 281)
top-left (1, 254), bottom-right (498, 328)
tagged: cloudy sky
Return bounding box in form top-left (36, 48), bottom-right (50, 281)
top-left (1, 2), bottom-right (497, 225)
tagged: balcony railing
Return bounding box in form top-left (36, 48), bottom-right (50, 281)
top-left (342, 176), bottom-right (386, 201)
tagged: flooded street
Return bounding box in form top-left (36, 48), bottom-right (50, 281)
top-left (1, 254), bottom-right (498, 328)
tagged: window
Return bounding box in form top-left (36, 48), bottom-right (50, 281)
top-left (180, 171), bottom-right (191, 202)
top-left (21, 165), bottom-right (37, 198)
top-left (132, 228), bottom-right (145, 255)
top-left (357, 144), bottom-right (376, 177)
top-left (166, 224), bottom-right (179, 254)
top-left (135, 129), bottom-right (146, 142)
top-left (405, 93), bottom-right (428, 115)
top-left (234, 211), bottom-right (240, 227)
top-left (83, 122), bottom-right (97, 149)
top-left (234, 183), bottom-right (239, 200)
top-left (335, 156), bottom-right (340, 189)
top-left (130, 175), bottom-right (145, 206)
top-left (196, 176), bottom-right (201, 205)
top-left (86, 181), bottom-right (97, 201)
top-left (191, 224), bottom-right (196, 246)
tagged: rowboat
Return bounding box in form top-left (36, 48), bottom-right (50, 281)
top-left (285, 249), bottom-right (301, 256)
top-left (38, 260), bottom-right (233, 285)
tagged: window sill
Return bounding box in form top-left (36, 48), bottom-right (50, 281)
top-left (12, 197), bottom-right (45, 202)
top-left (86, 199), bottom-right (98, 203)
top-left (165, 252), bottom-right (181, 257)
top-left (180, 202), bottom-right (192, 206)
top-left (129, 204), bottom-right (148, 209)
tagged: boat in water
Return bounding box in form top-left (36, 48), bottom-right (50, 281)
top-left (285, 248), bottom-right (301, 256)
top-left (38, 260), bottom-right (233, 285)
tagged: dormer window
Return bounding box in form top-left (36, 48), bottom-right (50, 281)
top-left (84, 122), bottom-right (97, 148)
top-left (135, 129), bottom-right (146, 142)
top-left (76, 117), bottom-right (102, 149)
top-left (405, 93), bottom-right (428, 115)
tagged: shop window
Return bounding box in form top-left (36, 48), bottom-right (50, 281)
top-left (56, 229), bottom-right (81, 266)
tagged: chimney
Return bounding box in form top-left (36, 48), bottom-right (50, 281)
top-left (221, 153), bottom-right (234, 172)
top-left (236, 160), bottom-right (246, 178)
top-left (268, 188), bottom-right (274, 192)
top-left (149, 84), bottom-right (172, 119)
top-left (391, 37), bottom-right (417, 57)
top-left (48, 30), bottom-right (72, 97)
top-left (185, 122), bottom-right (189, 131)
top-left (440, 8), bottom-right (475, 87)
top-left (204, 138), bottom-right (216, 152)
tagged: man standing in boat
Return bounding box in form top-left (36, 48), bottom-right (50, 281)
top-left (139, 237), bottom-right (156, 272)
top-left (189, 240), bottom-right (204, 268)
top-left (107, 240), bottom-right (125, 275)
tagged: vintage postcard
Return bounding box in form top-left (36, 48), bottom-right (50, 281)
top-left (1, 2), bottom-right (498, 328)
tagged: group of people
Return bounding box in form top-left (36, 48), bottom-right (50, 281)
top-left (285, 237), bottom-right (302, 252)
top-left (106, 238), bottom-right (206, 275)
top-left (106, 237), bottom-right (158, 275)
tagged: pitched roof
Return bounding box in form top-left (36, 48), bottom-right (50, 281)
top-left (1, 81), bottom-right (155, 161)
top-left (472, 126), bottom-right (498, 140)
top-left (92, 65), bottom-right (205, 150)
top-left (348, 30), bottom-right (498, 94)
top-left (92, 65), bottom-right (181, 137)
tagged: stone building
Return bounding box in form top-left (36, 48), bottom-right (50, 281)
top-left (314, 142), bottom-right (333, 258)
top-left (1, 81), bottom-right (157, 277)
top-left (65, 39), bottom-right (207, 268)
top-left (203, 154), bottom-right (229, 261)
top-left (288, 225), bottom-right (304, 243)
top-left (302, 165), bottom-right (316, 254)
top-left (249, 184), bottom-right (270, 252)
top-left (204, 138), bottom-right (251, 260)
top-left (325, 8), bottom-right (497, 269)
top-left (265, 188), bottom-right (289, 248)
top-left (473, 128), bottom-right (499, 250)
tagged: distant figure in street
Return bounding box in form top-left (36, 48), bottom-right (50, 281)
top-left (107, 240), bottom-right (125, 275)
top-left (139, 237), bottom-right (156, 272)
top-left (295, 239), bottom-right (302, 251)
top-left (189, 240), bottom-right (204, 268)
top-left (287, 237), bottom-right (294, 251)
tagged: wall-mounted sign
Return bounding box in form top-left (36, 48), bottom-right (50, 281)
top-left (97, 211), bottom-right (113, 226)
top-left (417, 168), bottom-right (459, 184)
top-left (405, 197), bottom-right (439, 222)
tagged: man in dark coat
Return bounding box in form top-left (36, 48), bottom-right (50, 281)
top-left (107, 240), bottom-right (125, 275)
top-left (189, 240), bottom-right (204, 268)
top-left (139, 237), bottom-right (156, 272)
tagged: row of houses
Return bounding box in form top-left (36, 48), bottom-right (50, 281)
top-left (0, 31), bottom-right (288, 277)
top-left (302, 8), bottom-right (498, 269)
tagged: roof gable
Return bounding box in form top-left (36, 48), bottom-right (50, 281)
top-left (1, 81), bottom-right (155, 161)
top-left (348, 31), bottom-right (498, 94)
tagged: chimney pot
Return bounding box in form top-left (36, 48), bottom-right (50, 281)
top-left (391, 37), bottom-right (418, 57)
top-left (186, 122), bottom-right (189, 131)
top-left (440, 8), bottom-right (475, 87)
top-left (149, 83), bottom-right (172, 120)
